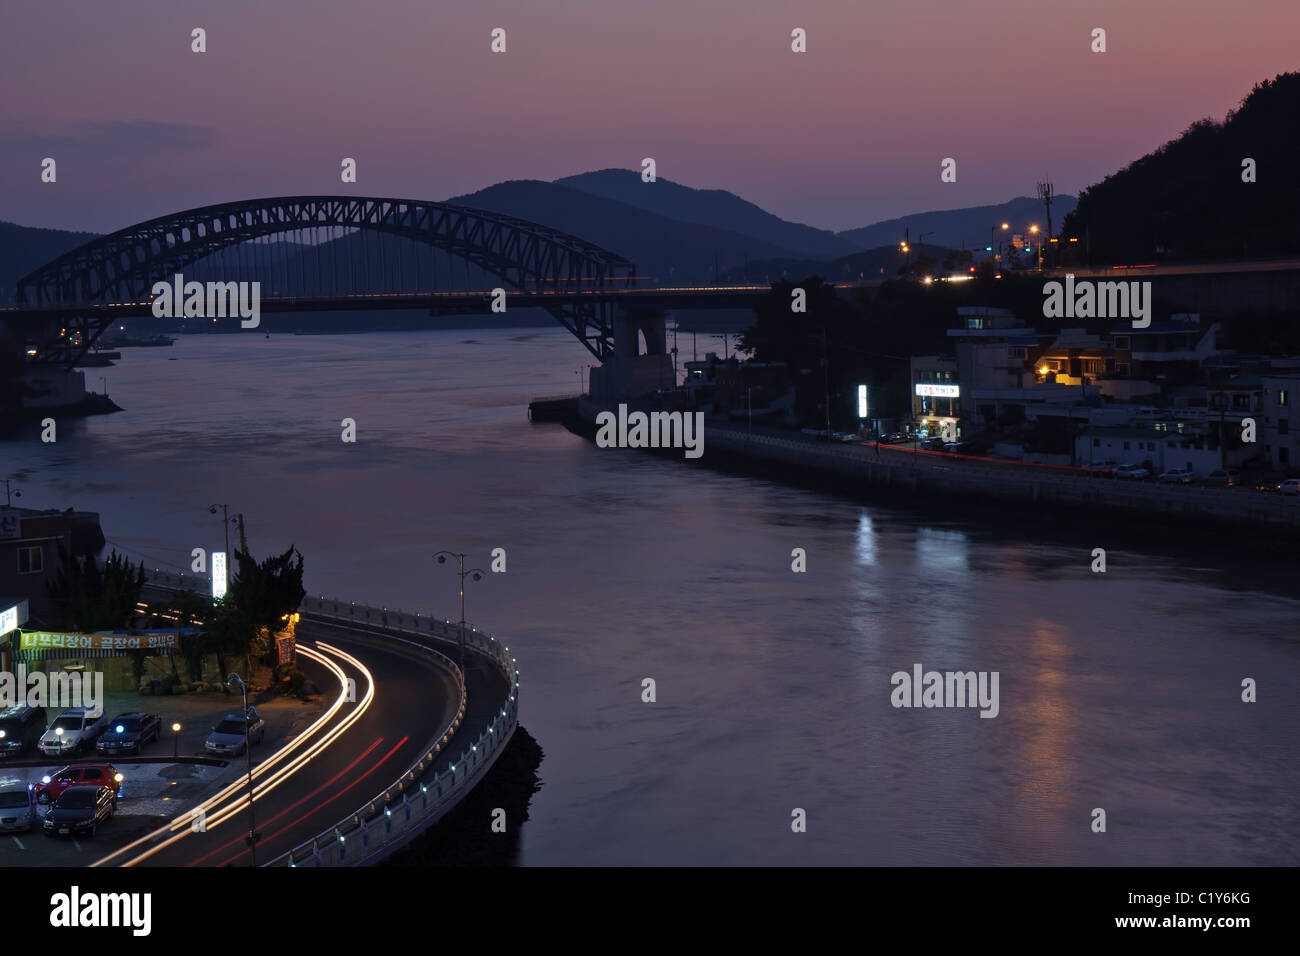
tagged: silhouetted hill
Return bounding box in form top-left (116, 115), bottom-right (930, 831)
top-left (446, 180), bottom-right (806, 283)
top-left (1062, 73), bottom-right (1300, 263)
top-left (720, 244), bottom-right (958, 284)
top-left (555, 169), bottom-right (856, 261)
top-left (837, 196), bottom-right (1075, 253)
top-left (0, 221), bottom-right (100, 304)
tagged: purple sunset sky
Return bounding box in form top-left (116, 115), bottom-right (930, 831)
top-left (2, 0), bottom-right (1295, 235)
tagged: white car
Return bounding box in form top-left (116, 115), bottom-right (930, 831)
top-left (1157, 468), bottom-right (1195, 484)
top-left (1112, 463), bottom-right (1150, 479)
top-left (38, 708), bottom-right (108, 757)
top-left (205, 708), bottom-right (266, 756)
top-left (1280, 478), bottom-right (1300, 496)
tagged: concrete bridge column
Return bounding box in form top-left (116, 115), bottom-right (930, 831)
top-left (590, 307), bottom-right (674, 401)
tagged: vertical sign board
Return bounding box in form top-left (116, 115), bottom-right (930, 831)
top-left (857, 384), bottom-right (868, 419)
top-left (212, 551), bottom-right (227, 599)
top-left (1, 599), bottom-right (27, 634)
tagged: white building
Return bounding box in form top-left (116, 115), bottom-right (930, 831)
top-left (1076, 426), bottom-right (1222, 474)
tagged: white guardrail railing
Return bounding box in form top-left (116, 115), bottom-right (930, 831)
top-left (141, 570), bottom-right (521, 866)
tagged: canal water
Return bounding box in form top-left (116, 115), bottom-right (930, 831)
top-left (4, 327), bottom-right (1298, 865)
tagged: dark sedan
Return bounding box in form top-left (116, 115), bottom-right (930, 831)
top-left (42, 784), bottom-right (115, 837)
top-left (96, 712), bottom-right (162, 756)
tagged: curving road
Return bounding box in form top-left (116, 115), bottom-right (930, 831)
top-left (91, 622), bottom-right (460, 867)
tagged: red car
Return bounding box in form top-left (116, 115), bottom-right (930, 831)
top-left (32, 764), bottom-right (123, 805)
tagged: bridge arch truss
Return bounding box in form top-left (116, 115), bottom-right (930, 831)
top-left (16, 196), bottom-right (637, 360)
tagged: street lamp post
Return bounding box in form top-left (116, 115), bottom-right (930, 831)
top-left (226, 673), bottom-right (258, 865)
top-left (2, 480), bottom-right (21, 507)
top-left (171, 722), bottom-right (181, 759)
top-left (208, 503), bottom-right (232, 594)
top-left (433, 552), bottom-right (484, 675)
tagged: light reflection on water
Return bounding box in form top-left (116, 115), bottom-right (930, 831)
top-left (2, 327), bottom-right (1297, 865)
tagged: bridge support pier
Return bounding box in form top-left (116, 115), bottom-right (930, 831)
top-left (589, 307), bottom-right (673, 401)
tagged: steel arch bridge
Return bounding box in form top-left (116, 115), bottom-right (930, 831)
top-left (14, 195), bottom-right (637, 362)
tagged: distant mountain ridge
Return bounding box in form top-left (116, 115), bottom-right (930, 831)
top-left (836, 195), bottom-right (1077, 254)
top-left (0, 221), bottom-right (100, 304)
top-left (446, 179), bottom-right (807, 282)
top-left (555, 169), bottom-right (856, 261)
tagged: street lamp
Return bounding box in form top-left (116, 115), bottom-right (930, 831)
top-left (171, 722), bottom-right (182, 759)
top-left (2, 480), bottom-right (21, 507)
top-left (991, 222), bottom-right (1010, 264)
top-left (433, 552), bottom-right (484, 674)
top-left (226, 673), bottom-right (258, 865)
top-left (207, 504), bottom-right (238, 595)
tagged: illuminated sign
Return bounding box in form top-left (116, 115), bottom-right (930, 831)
top-left (857, 384), bottom-right (868, 419)
top-left (0, 599), bottom-right (27, 634)
top-left (915, 383), bottom-right (960, 397)
top-left (212, 551), bottom-right (227, 599)
top-left (20, 630), bottom-right (179, 650)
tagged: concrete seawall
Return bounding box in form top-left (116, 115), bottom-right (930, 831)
top-left (567, 398), bottom-right (1300, 538)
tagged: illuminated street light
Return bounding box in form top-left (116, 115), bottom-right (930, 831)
top-left (171, 722), bottom-right (182, 759)
top-left (434, 552), bottom-right (485, 674)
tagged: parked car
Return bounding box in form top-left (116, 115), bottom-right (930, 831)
top-left (38, 708), bottom-right (108, 757)
top-left (0, 777), bottom-right (38, 833)
top-left (1158, 468), bottom-right (1195, 484)
top-left (1203, 469), bottom-right (1240, 486)
top-left (880, 432), bottom-right (909, 444)
top-left (205, 708), bottom-right (266, 756)
top-left (920, 436), bottom-right (947, 450)
top-left (31, 764), bottom-right (123, 805)
top-left (0, 705), bottom-right (47, 758)
top-left (1280, 478), bottom-right (1300, 496)
top-left (1113, 464), bottom-right (1150, 479)
top-left (1253, 473), bottom-right (1288, 492)
top-left (96, 712), bottom-right (162, 756)
top-left (42, 785), bottom-right (115, 838)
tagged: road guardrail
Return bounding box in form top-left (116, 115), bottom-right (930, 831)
top-left (141, 570), bottom-right (520, 866)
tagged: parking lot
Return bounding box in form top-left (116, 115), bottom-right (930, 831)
top-left (0, 690), bottom-right (326, 865)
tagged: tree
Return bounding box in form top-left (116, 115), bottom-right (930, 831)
top-left (147, 589), bottom-right (211, 683)
top-left (203, 600), bottom-right (255, 693)
top-left (221, 516), bottom-right (306, 686)
top-left (46, 546), bottom-right (145, 631)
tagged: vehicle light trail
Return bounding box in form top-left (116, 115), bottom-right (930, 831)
top-left (89, 640), bottom-right (373, 866)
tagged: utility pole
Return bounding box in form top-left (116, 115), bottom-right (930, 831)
top-left (671, 322), bottom-right (679, 386)
top-left (822, 327), bottom-right (832, 440)
top-left (1037, 181), bottom-right (1054, 269)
